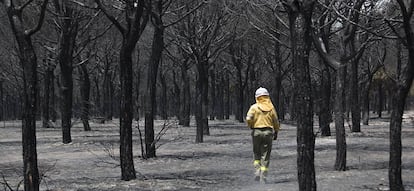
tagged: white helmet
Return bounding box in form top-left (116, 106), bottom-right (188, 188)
top-left (255, 87), bottom-right (269, 98)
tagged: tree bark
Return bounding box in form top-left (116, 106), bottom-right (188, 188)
top-left (388, 87), bottom-right (407, 191)
top-left (79, 63), bottom-right (91, 131)
top-left (334, 64), bottom-right (347, 171)
top-left (180, 63), bottom-right (191, 126)
top-left (388, 1), bottom-right (414, 187)
top-left (196, 61), bottom-right (209, 143)
top-left (21, 38), bottom-right (40, 191)
top-left (350, 49), bottom-right (361, 132)
top-left (216, 74), bottom-right (225, 120)
top-left (209, 67), bottom-right (217, 120)
top-left (160, 73), bottom-right (167, 120)
top-left (2, 0), bottom-right (49, 189)
top-left (225, 71), bottom-right (230, 120)
top-left (119, 43), bottom-right (136, 180)
top-left (42, 61), bottom-right (53, 128)
top-left (319, 65), bottom-right (331, 136)
top-left (56, 1), bottom-right (78, 143)
top-left (94, 76), bottom-right (102, 117)
top-left (103, 58), bottom-right (113, 121)
top-left (135, 63), bottom-right (141, 121)
top-left (144, 15), bottom-right (164, 158)
top-left (377, 82), bottom-right (383, 118)
top-left (362, 81), bottom-right (371, 125)
top-left (172, 72), bottom-right (181, 120)
top-left (284, 1), bottom-right (317, 190)
top-left (50, 72), bottom-right (57, 122)
top-left (0, 81), bottom-right (3, 122)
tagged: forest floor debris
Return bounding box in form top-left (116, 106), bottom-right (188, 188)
top-left (1, 112), bottom-right (414, 191)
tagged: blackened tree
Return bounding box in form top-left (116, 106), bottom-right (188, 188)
top-left (281, 0), bottom-right (317, 190)
top-left (1, 0), bottom-right (49, 190)
top-left (94, 0), bottom-right (150, 181)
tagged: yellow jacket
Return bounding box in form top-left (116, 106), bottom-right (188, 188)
top-left (246, 96), bottom-right (280, 131)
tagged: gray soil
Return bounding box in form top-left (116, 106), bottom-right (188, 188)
top-left (1, 112), bottom-right (414, 191)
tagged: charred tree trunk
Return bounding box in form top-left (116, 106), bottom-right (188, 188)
top-left (119, 44), bottom-right (136, 180)
top-left (209, 68), bottom-right (216, 120)
top-left (56, 1), bottom-right (78, 143)
top-left (319, 65), bottom-right (331, 136)
top-left (173, 72), bottom-right (181, 120)
top-left (20, 39), bottom-right (41, 191)
top-left (362, 81), bottom-right (371, 125)
top-left (160, 73), bottom-right (167, 120)
top-left (94, 77), bottom-right (102, 116)
top-left (42, 62), bottom-right (53, 128)
top-left (216, 74), bottom-right (225, 120)
top-left (135, 64), bottom-right (141, 121)
top-left (225, 71), bottom-right (230, 120)
top-left (180, 63), bottom-right (191, 126)
top-left (377, 82), bottom-right (383, 118)
top-left (79, 63), bottom-right (91, 131)
top-left (388, 1), bottom-right (414, 186)
top-left (103, 59), bottom-right (113, 121)
top-left (350, 52), bottom-right (361, 132)
top-left (273, 35), bottom-right (283, 120)
top-left (230, 43), bottom-right (247, 123)
top-left (3, 0), bottom-right (49, 189)
top-left (284, 1), bottom-right (317, 190)
top-left (0, 81), bottom-right (3, 122)
top-left (389, 87), bottom-right (409, 191)
top-left (144, 11), bottom-right (164, 158)
top-left (195, 61), bottom-right (209, 143)
top-left (50, 72), bottom-right (56, 122)
top-left (334, 64), bottom-right (347, 171)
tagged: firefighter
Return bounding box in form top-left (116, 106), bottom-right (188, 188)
top-left (246, 87), bottom-right (280, 183)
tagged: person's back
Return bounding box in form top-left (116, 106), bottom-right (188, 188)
top-left (246, 87), bottom-right (280, 183)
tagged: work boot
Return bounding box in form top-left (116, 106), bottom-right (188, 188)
top-left (253, 160), bottom-right (261, 181)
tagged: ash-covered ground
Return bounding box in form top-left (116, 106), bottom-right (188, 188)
top-left (1, 112), bottom-right (414, 191)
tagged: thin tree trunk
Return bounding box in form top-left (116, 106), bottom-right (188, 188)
top-left (173, 72), bottom-right (181, 120)
top-left (0, 81), bottom-right (3, 122)
top-left (216, 74), bottom-right (224, 120)
top-left (135, 64), bottom-right (141, 121)
top-left (4, 1), bottom-right (47, 188)
top-left (160, 73), bottom-right (167, 120)
top-left (225, 71), bottom-right (230, 120)
top-left (79, 64), bottom-right (91, 131)
top-left (319, 65), bottom-right (331, 136)
top-left (144, 18), bottom-right (164, 158)
top-left (103, 60), bottom-right (112, 121)
top-left (350, 45), bottom-right (361, 132)
top-left (362, 82), bottom-right (371, 125)
top-left (377, 82), bottom-right (383, 118)
top-left (42, 63), bottom-right (52, 128)
top-left (50, 73), bottom-right (56, 122)
top-left (93, 77), bottom-right (101, 117)
top-left (209, 68), bottom-right (216, 120)
top-left (180, 64), bottom-right (191, 126)
top-left (57, 2), bottom-right (78, 143)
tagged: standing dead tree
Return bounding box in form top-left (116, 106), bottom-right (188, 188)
top-left (0, 0), bottom-right (49, 190)
top-left (313, 0), bottom-right (368, 171)
top-left (281, 0), bottom-right (317, 190)
top-left (94, 0), bottom-right (150, 181)
top-left (381, 1), bottom-right (414, 190)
